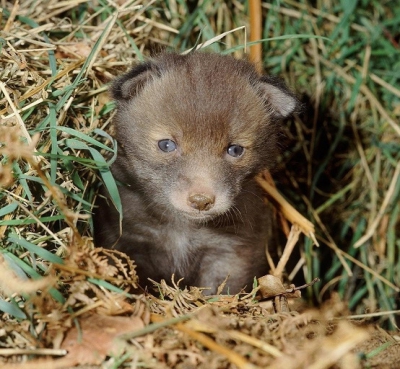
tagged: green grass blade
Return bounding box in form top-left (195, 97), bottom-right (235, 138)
top-left (0, 299), bottom-right (27, 320)
top-left (64, 139), bottom-right (122, 216)
top-left (87, 278), bottom-right (133, 298)
top-left (0, 202), bottom-right (18, 217)
top-left (8, 236), bottom-right (64, 265)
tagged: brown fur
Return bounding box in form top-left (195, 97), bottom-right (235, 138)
top-left (94, 52), bottom-right (298, 294)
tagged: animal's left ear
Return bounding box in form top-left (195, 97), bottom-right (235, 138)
top-left (257, 76), bottom-right (299, 119)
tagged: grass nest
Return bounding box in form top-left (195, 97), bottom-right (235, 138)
top-left (0, 0), bottom-right (399, 368)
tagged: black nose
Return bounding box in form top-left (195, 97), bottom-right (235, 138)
top-left (188, 193), bottom-right (215, 211)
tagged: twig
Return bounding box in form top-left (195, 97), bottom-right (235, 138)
top-left (0, 348), bottom-right (66, 357)
top-left (182, 26), bottom-right (246, 54)
top-left (354, 161), bottom-right (400, 247)
top-left (3, 0), bottom-right (19, 32)
top-left (285, 277), bottom-right (320, 293)
top-left (0, 82), bottom-right (33, 148)
top-left (119, 313), bottom-right (192, 340)
top-left (256, 172), bottom-right (318, 244)
top-left (150, 314), bottom-right (257, 369)
top-left (249, 0), bottom-right (262, 71)
top-left (274, 225), bottom-right (301, 278)
top-left (335, 310), bottom-right (400, 320)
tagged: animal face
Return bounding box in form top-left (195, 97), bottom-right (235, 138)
top-left (111, 52), bottom-right (297, 221)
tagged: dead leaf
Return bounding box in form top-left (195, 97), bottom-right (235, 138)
top-left (56, 42), bottom-right (93, 59)
top-left (257, 275), bottom-right (287, 299)
top-left (60, 313), bottom-right (144, 365)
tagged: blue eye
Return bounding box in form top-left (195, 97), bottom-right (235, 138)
top-left (227, 144), bottom-right (244, 158)
top-left (158, 139), bottom-right (177, 152)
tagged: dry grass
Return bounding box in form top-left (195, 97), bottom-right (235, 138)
top-left (0, 0), bottom-right (399, 368)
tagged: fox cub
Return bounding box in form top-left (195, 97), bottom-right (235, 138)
top-left (94, 52), bottom-right (298, 294)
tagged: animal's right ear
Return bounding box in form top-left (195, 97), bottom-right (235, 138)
top-left (111, 62), bottom-right (154, 101)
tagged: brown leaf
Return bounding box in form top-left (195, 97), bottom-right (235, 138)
top-left (257, 275), bottom-right (286, 299)
top-left (56, 42), bottom-right (93, 59)
top-left (257, 275), bottom-right (302, 300)
top-left (60, 313), bottom-right (144, 365)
